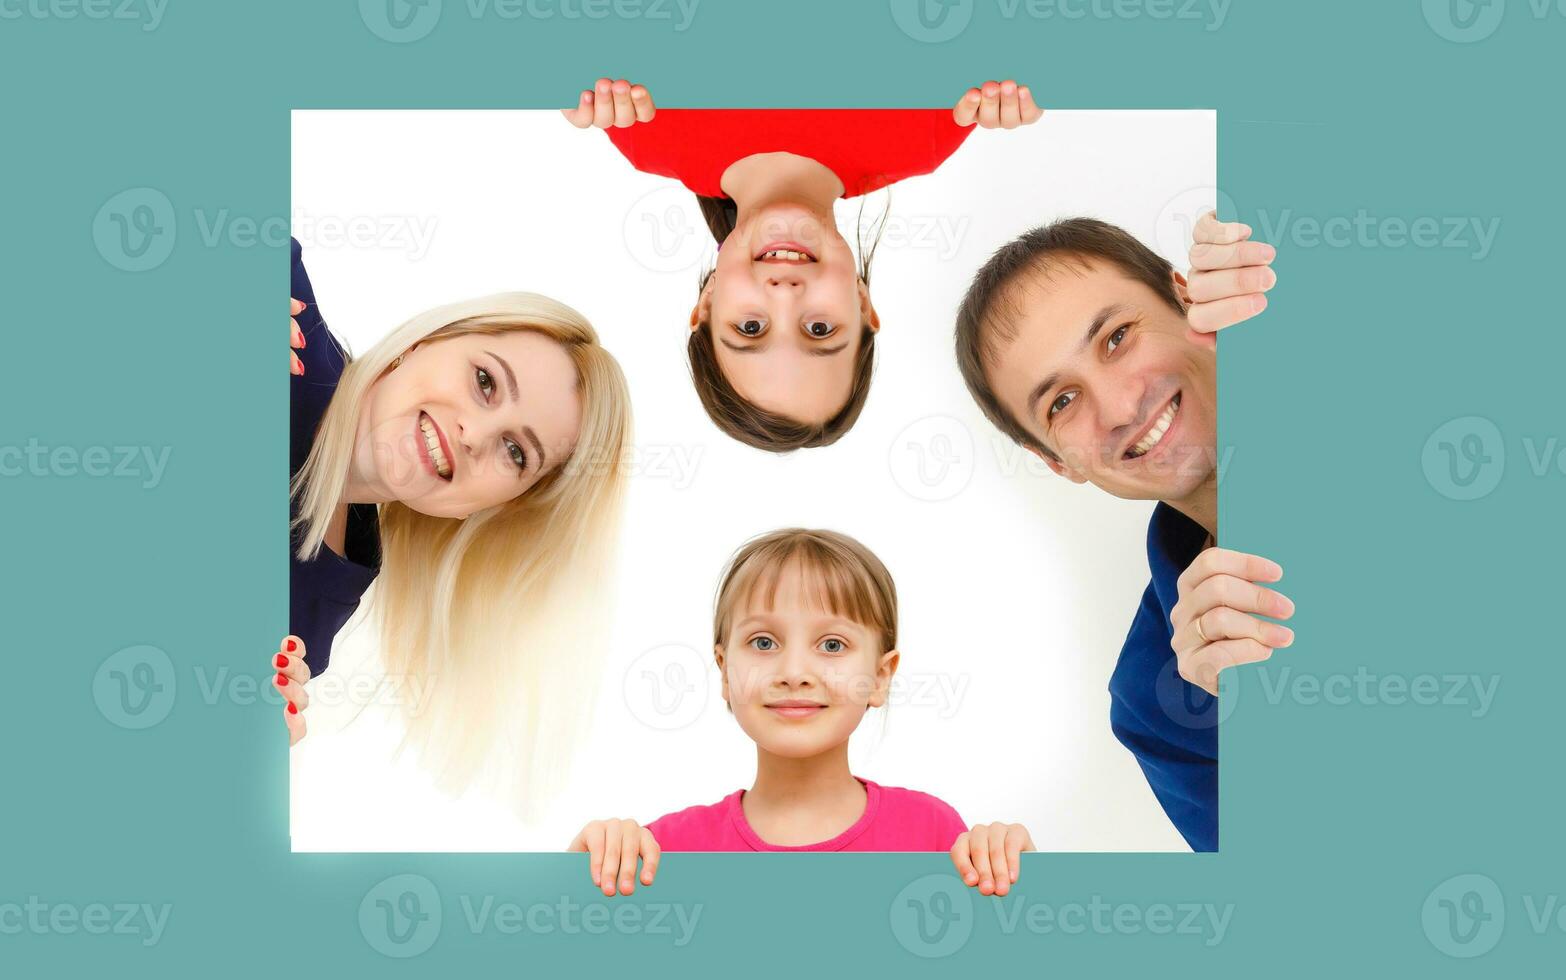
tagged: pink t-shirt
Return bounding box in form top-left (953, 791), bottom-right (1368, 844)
top-left (647, 778), bottom-right (966, 852)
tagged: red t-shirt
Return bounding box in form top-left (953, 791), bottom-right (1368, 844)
top-left (646, 778), bottom-right (967, 852)
top-left (604, 109), bottom-right (974, 198)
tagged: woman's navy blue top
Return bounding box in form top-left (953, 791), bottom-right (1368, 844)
top-left (1108, 503), bottom-right (1218, 852)
top-left (290, 238), bottom-right (380, 677)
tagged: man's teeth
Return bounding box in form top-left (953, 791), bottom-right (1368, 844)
top-left (759, 249), bottom-right (811, 262)
top-left (419, 414), bottom-right (451, 479)
top-left (1127, 398), bottom-right (1180, 459)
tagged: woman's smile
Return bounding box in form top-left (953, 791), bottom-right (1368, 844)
top-left (417, 411), bottom-right (455, 481)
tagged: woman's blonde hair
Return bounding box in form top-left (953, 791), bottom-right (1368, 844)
top-left (291, 292), bottom-right (632, 816)
top-left (712, 528), bottom-right (898, 654)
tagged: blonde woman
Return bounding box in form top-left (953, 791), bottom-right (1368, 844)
top-left (275, 237), bottom-right (631, 807)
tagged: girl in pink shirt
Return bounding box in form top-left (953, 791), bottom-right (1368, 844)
top-left (569, 529), bottom-right (1035, 896)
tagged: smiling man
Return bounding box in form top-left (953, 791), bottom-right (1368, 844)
top-left (953, 213), bottom-right (1294, 852)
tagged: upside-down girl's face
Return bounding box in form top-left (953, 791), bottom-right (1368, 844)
top-left (694, 203), bottom-right (879, 426)
top-left (717, 561), bottom-right (897, 760)
top-left (353, 330), bottom-right (583, 519)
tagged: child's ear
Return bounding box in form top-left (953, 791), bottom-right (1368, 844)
top-left (713, 643), bottom-right (729, 708)
top-left (691, 275), bottom-right (715, 333)
top-left (868, 648), bottom-right (901, 708)
top-left (1027, 444), bottom-right (1089, 485)
top-left (859, 279), bottom-right (881, 334)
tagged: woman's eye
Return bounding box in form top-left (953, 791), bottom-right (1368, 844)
top-left (476, 367), bottom-right (495, 399)
top-left (504, 438), bottom-right (527, 473)
top-left (1106, 325), bottom-right (1129, 354)
top-left (819, 638), bottom-right (845, 654)
top-left (737, 319), bottom-right (766, 337)
top-left (805, 320), bottom-right (835, 339)
top-left (751, 636), bottom-right (776, 652)
top-left (1048, 390), bottom-right (1077, 420)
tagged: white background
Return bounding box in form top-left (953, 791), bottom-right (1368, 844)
top-left (289, 108), bottom-right (1215, 853)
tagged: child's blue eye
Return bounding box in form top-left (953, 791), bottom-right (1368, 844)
top-left (820, 638), bottom-right (845, 654)
top-left (751, 636), bottom-right (776, 652)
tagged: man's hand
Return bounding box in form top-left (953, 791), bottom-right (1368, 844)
top-left (1184, 211), bottom-right (1277, 346)
top-left (1170, 549), bottom-right (1295, 696)
top-left (562, 78), bottom-right (655, 130)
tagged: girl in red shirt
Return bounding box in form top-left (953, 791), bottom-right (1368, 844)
top-left (564, 78), bottom-right (1044, 452)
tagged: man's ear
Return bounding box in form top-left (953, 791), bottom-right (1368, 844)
top-left (1027, 443), bottom-right (1089, 484)
top-left (859, 279), bottom-right (881, 334)
top-left (868, 648), bottom-right (901, 708)
top-left (1171, 270), bottom-right (1193, 310)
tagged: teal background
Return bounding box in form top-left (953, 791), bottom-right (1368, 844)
top-left (2, 0), bottom-right (1558, 973)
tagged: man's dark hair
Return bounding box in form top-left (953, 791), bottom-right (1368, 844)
top-left (954, 217), bottom-right (1187, 460)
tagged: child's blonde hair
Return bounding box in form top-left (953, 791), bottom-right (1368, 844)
top-left (290, 291), bottom-right (631, 816)
top-left (713, 528), bottom-right (898, 654)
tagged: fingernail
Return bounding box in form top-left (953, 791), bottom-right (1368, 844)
top-left (1263, 268), bottom-right (1278, 289)
top-left (1260, 243), bottom-right (1276, 261)
top-left (1250, 295), bottom-right (1268, 314)
top-left (275, 673), bottom-right (288, 687)
top-left (287, 702), bottom-right (298, 715)
top-left (286, 639), bottom-right (297, 652)
top-left (274, 654), bottom-right (287, 669)
top-left (291, 356), bottom-right (304, 376)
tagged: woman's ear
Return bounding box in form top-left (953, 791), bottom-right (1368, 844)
top-left (868, 648), bottom-right (900, 708)
top-left (859, 279), bottom-right (881, 333)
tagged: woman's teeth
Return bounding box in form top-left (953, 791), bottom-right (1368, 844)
top-left (419, 413), bottom-right (451, 479)
top-left (1126, 395), bottom-right (1180, 460)
top-left (759, 249), bottom-right (812, 262)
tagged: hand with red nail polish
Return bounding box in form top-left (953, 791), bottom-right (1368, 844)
top-left (561, 77), bottom-right (656, 130)
top-left (271, 635), bottom-right (313, 745)
top-left (950, 823), bottom-right (1035, 897)
top-left (290, 298), bottom-right (307, 376)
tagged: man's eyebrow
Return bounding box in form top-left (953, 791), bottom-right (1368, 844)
top-left (720, 338), bottom-right (765, 354)
top-left (807, 342), bottom-right (849, 358)
top-left (484, 350), bottom-right (520, 400)
top-left (1024, 304), bottom-right (1128, 418)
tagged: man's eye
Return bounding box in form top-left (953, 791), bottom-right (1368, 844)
top-left (751, 636), bottom-right (776, 652)
top-left (820, 638), bottom-right (845, 653)
top-left (1106, 325), bottom-right (1129, 354)
top-left (737, 319), bottom-right (766, 337)
top-left (1048, 390), bottom-right (1077, 419)
top-left (476, 367), bottom-right (495, 398)
top-left (504, 438), bottom-right (527, 472)
top-left (806, 320), bottom-right (835, 339)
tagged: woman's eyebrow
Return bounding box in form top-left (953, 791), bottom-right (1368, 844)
top-left (483, 350), bottom-right (520, 400)
top-left (807, 343), bottom-right (849, 357)
top-left (720, 338), bottom-right (766, 354)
